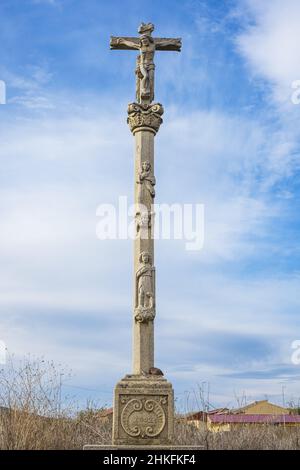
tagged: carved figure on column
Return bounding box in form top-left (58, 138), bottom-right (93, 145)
top-left (137, 160), bottom-right (156, 205)
top-left (136, 161), bottom-right (155, 238)
top-left (135, 251), bottom-right (155, 323)
top-left (135, 210), bottom-right (151, 236)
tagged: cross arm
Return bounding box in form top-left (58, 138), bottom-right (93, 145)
top-left (154, 38), bottom-right (182, 52)
top-left (110, 36), bottom-right (140, 50)
top-left (110, 36), bottom-right (182, 52)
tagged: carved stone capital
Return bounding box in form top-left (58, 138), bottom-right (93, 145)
top-left (127, 103), bottom-right (164, 135)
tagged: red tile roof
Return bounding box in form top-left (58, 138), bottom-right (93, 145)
top-left (185, 411), bottom-right (207, 421)
top-left (98, 407), bottom-right (113, 417)
top-left (209, 414), bottom-right (300, 424)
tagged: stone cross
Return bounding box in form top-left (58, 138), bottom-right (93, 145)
top-left (110, 23), bottom-right (181, 447)
top-left (110, 22), bottom-right (181, 104)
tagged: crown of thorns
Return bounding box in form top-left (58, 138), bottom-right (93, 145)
top-left (138, 23), bottom-right (154, 35)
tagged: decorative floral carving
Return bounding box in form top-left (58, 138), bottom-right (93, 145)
top-left (127, 103), bottom-right (164, 134)
top-left (121, 397), bottom-right (166, 438)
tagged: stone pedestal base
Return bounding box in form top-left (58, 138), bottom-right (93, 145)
top-left (112, 375), bottom-right (174, 446)
top-left (84, 445), bottom-right (203, 450)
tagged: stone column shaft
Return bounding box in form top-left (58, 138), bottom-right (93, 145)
top-left (127, 102), bottom-right (164, 375)
top-left (133, 130), bottom-right (155, 374)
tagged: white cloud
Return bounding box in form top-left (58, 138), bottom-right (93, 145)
top-left (233, 0), bottom-right (300, 197)
top-left (0, 101), bottom-right (286, 279)
top-left (1, 66), bottom-right (55, 109)
top-left (236, 0), bottom-right (300, 104)
top-left (0, 80), bottom-right (298, 405)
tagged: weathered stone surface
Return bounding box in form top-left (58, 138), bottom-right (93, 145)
top-left (112, 375), bottom-right (174, 446)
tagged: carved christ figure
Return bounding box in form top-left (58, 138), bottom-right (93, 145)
top-left (113, 31), bottom-right (155, 102)
top-left (136, 252), bottom-right (155, 310)
top-left (136, 34), bottom-right (155, 103)
top-left (137, 160), bottom-right (156, 204)
top-left (110, 23), bottom-right (181, 104)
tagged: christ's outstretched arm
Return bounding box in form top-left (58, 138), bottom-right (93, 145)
top-left (110, 36), bottom-right (140, 50)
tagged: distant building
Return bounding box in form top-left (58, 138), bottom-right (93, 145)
top-left (178, 408), bottom-right (229, 429)
top-left (207, 400), bottom-right (300, 432)
top-left (232, 400), bottom-right (289, 416)
top-left (207, 413), bottom-right (300, 432)
top-left (98, 407), bottom-right (113, 424)
top-left (177, 400), bottom-right (300, 432)
top-left (177, 411), bottom-right (207, 430)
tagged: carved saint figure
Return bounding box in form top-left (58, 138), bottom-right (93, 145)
top-left (136, 210), bottom-right (151, 235)
top-left (137, 161), bottom-right (156, 204)
top-left (136, 251), bottom-right (155, 310)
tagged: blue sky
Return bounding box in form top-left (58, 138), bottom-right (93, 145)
top-left (0, 0), bottom-right (300, 411)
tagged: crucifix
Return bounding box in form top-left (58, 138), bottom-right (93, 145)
top-left (110, 22), bottom-right (181, 104)
top-left (110, 23), bottom-right (181, 447)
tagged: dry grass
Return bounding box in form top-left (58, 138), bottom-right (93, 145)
top-left (0, 356), bottom-right (111, 449)
top-left (1, 356), bottom-right (300, 449)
